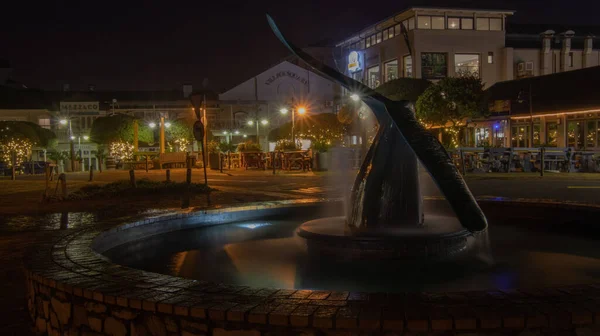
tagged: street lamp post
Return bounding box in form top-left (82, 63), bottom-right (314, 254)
top-left (280, 106), bottom-right (306, 144)
top-left (247, 118), bottom-right (269, 147)
top-left (71, 135), bottom-right (90, 172)
top-left (60, 118), bottom-right (76, 172)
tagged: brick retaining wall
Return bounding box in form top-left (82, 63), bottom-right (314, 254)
top-left (23, 200), bottom-right (600, 335)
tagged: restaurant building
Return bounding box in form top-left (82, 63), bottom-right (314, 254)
top-left (334, 6), bottom-right (600, 149)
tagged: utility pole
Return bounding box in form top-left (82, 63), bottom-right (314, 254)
top-left (529, 83), bottom-right (534, 147)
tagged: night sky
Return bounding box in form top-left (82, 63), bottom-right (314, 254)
top-left (2, 0), bottom-right (598, 92)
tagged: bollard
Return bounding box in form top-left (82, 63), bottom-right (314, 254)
top-left (186, 168), bottom-right (192, 185)
top-left (219, 153), bottom-right (223, 173)
top-left (145, 156), bottom-right (149, 173)
top-left (58, 173), bottom-right (67, 200)
top-left (272, 152), bottom-right (276, 175)
top-left (43, 165), bottom-right (51, 200)
top-left (89, 165), bottom-right (94, 182)
top-left (129, 169), bottom-right (136, 188)
top-left (166, 169), bottom-right (171, 182)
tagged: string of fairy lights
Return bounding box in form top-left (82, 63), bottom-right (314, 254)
top-left (109, 141), bottom-right (134, 161)
top-left (0, 137), bottom-right (33, 167)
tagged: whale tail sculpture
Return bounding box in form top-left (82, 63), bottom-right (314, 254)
top-left (267, 14), bottom-right (487, 233)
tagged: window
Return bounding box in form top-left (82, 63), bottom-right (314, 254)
top-left (38, 118), bottom-right (51, 129)
top-left (490, 18), bottom-right (502, 31)
top-left (448, 18), bottom-right (460, 29)
top-left (511, 126), bottom-right (530, 147)
top-left (476, 18), bottom-right (489, 30)
top-left (533, 124), bottom-right (541, 146)
top-left (367, 66), bottom-right (380, 88)
top-left (569, 52), bottom-right (574, 67)
top-left (421, 53), bottom-right (447, 79)
top-left (389, 27), bottom-right (396, 38)
top-left (586, 120), bottom-right (596, 148)
top-left (408, 17), bottom-right (415, 30)
top-left (418, 16), bottom-right (431, 29)
top-left (432, 16), bottom-right (444, 29)
top-left (383, 29), bottom-right (389, 41)
top-left (394, 24), bottom-right (401, 36)
top-left (455, 54), bottom-right (480, 77)
top-left (376, 32), bottom-right (382, 43)
top-left (461, 18), bottom-right (474, 30)
top-left (384, 60), bottom-right (398, 82)
top-left (403, 55), bottom-right (413, 78)
top-left (567, 121), bottom-right (584, 148)
top-left (488, 52), bottom-right (494, 64)
top-left (366, 38), bottom-right (371, 48)
top-left (546, 122), bottom-right (558, 146)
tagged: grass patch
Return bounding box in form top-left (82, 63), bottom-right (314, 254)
top-left (68, 178), bottom-right (213, 200)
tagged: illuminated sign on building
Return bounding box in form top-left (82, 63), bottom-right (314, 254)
top-left (60, 102), bottom-right (100, 115)
top-left (264, 71), bottom-right (308, 86)
top-left (347, 51), bottom-right (361, 72)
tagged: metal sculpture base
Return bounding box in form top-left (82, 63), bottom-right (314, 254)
top-left (297, 216), bottom-right (472, 261)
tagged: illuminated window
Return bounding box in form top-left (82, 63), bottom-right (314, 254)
top-left (586, 120), bottom-right (596, 148)
top-left (418, 16), bottom-right (431, 29)
top-left (546, 122), bottom-right (558, 146)
top-left (376, 32), bottom-right (382, 44)
top-left (488, 52), bottom-right (494, 64)
top-left (490, 18), bottom-right (502, 31)
top-left (367, 66), bottom-right (380, 88)
top-left (403, 55), bottom-right (413, 78)
top-left (384, 60), bottom-right (398, 82)
top-left (38, 118), bottom-right (51, 129)
top-left (366, 38), bottom-right (371, 48)
top-left (461, 18), bottom-right (474, 30)
top-left (476, 18), bottom-right (489, 30)
top-left (390, 26), bottom-right (396, 38)
top-left (395, 24), bottom-right (401, 36)
top-left (432, 16), bottom-right (445, 29)
top-left (569, 52), bottom-right (574, 67)
top-left (448, 18), bottom-right (460, 29)
top-left (455, 54), bottom-right (480, 77)
top-left (408, 17), bottom-right (415, 30)
top-left (383, 29), bottom-right (389, 41)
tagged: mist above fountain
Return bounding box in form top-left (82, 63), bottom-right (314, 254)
top-left (267, 15), bottom-right (487, 259)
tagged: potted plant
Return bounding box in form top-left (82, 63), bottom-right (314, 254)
top-left (274, 139), bottom-right (301, 152)
top-left (207, 140), bottom-right (221, 170)
top-left (237, 141), bottom-right (261, 152)
top-left (311, 139), bottom-right (331, 171)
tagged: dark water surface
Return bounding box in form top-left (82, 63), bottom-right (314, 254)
top-left (104, 213), bottom-right (600, 293)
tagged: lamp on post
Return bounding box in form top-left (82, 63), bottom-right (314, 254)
top-left (60, 118), bottom-right (76, 172)
top-left (280, 106), bottom-right (306, 144)
top-left (247, 118), bottom-right (269, 146)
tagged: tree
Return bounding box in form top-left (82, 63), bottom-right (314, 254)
top-left (166, 118), bottom-right (194, 152)
top-left (374, 77), bottom-right (432, 102)
top-left (0, 121), bottom-right (57, 166)
top-left (416, 74), bottom-right (487, 148)
top-left (90, 114), bottom-right (153, 145)
top-left (268, 113), bottom-right (344, 144)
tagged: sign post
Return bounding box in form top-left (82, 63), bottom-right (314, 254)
top-left (191, 93), bottom-right (208, 186)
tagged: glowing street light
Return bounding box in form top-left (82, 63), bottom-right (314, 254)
top-left (165, 122), bottom-right (172, 128)
top-left (243, 134), bottom-right (247, 138)
top-left (280, 108), bottom-right (289, 114)
top-left (83, 135), bottom-right (90, 141)
top-left (350, 94), bottom-right (360, 102)
top-left (297, 107), bottom-right (306, 115)
top-left (234, 130), bottom-right (240, 135)
top-left (59, 119), bottom-right (68, 125)
top-left (247, 120), bottom-right (254, 126)
top-left (223, 131), bottom-right (228, 135)
top-left (70, 136), bottom-right (76, 140)
top-left (149, 122), bottom-right (157, 129)
top-left (261, 119), bottom-right (269, 125)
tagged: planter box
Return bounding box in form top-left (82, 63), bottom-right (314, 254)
top-left (209, 153), bottom-right (220, 170)
top-left (313, 152), bottom-right (331, 171)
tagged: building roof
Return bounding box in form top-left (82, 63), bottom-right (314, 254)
top-left (0, 85), bottom-right (218, 110)
top-left (336, 6), bottom-right (515, 46)
top-left (485, 66), bottom-right (600, 116)
top-left (507, 24), bottom-right (600, 36)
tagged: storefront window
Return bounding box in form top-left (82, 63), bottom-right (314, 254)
top-left (384, 60), bottom-right (398, 82)
top-left (403, 55), bottom-right (413, 78)
top-left (376, 32), bottom-right (382, 44)
top-left (586, 120), bottom-right (596, 148)
top-left (421, 53), bottom-right (447, 79)
top-left (511, 126), bottom-right (529, 148)
top-left (533, 124), bottom-right (541, 147)
top-left (492, 123), bottom-right (505, 147)
top-left (567, 121), bottom-right (584, 148)
top-left (475, 127), bottom-right (490, 147)
top-left (461, 18), bottom-right (474, 30)
top-left (490, 18), bottom-right (502, 31)
top-left (597, 121), bottom-right (600, 148)
top-left (546, 122), bottom-right (558, 146)
top-left (367, 66), bottom-right (380, 88)
top-left (454, 54), bottom-right (480, 77)
top-left (476, 18), bottom-right (490, 31)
